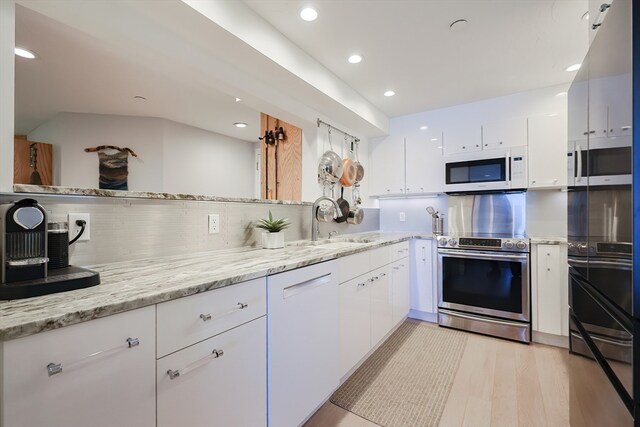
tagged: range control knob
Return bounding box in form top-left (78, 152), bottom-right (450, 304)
top-left (516, 241), bottom-right (527, 250)
top-left (438, 237), bottom-right (448, 246)
top-left (448, 239), bottom-right (458, 247)
top-left (578, 243), bottom-right (588, 253)
top-left (504, 240), bottom-right (515, 249)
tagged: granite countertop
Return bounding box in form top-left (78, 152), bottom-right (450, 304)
top-left (0, 232), bottom-right (426, 342)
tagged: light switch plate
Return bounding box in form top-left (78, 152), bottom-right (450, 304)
top-left (399, 212), bottom-right (406, 222)
top-left (208, 214), bottom-right (220, 234)
top-left (68, 213), bottom-right (91, 242)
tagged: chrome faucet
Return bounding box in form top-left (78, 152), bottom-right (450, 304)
top-left (311, 196), bottom-right (341, 241)
top-left (328, 230), bottom-right (338, 239)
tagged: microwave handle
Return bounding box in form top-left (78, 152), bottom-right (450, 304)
top-left (505, 152), bottom-right (511, 185)
top-left (576, 144), bottom-right (583, 182)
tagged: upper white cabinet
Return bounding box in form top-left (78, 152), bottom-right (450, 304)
top-left (482, 117), bottom-right (528, 150)
top-left (442, 123), bottom-right (482, 155)
top-left (405, 131), bottom-right (444, 194)
top-left (528, 113), bottom-right (568, 189)
top-left (370, 136), bottom-right (406, 196)
top-left (1, 306), bottom-right (156, 427)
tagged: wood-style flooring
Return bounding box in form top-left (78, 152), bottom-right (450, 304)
top-left (304, 323), bottom-right (569, 427)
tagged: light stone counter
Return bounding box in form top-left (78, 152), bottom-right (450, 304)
top-left (0, 232), bottom-right (419, 341)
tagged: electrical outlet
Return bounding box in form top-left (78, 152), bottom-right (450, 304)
top-left (208, 214), bottom-right (220, 234)
top-left (68, 213), bottom-right (91, 242)
top-left (399, 212), bottom-right (406, 222)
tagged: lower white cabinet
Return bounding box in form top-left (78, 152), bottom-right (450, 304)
top-left (391, 259), bottom-right (410, 325)
top-left (370, 265), bottom-right (393, 346)
top-left (532, 243), bottom-right (569, 337)
top-left (267, 261), bottom-right (339, 427)
top-left (1, 306), bottom-right (156, 427)
top-left (156, 317), bottom-right (267, 427)
top-left (339, 273), bottom-right (372, 377)
top-left (410, 239), bottom-right (437, 316)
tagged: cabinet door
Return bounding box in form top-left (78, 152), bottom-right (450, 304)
top-left (410, 240), bottom-right (437, 314)
top-left (528, 113), bottom-right (568, 189)
top-left (2, 307), bottom-right (156, 427)
top-left (157, 317), bottom-right (267, 427)
top-left (370, 265), bottom-right (393, 345)
top-left (391, 260), bottom-right (410, 325)
top-left (338, 275), bottom-right (371, 377)
top-left (370, 135), bottom-right (405, 195)
top-left (607, 74), bottom-right (632, 138)
top-left (533, 245), bottom-right (564, 336)
top-left (443, 124), bottom-right (482, 155)
top-left (482, 117), bottom-right (528, 150)
top-left (405, 131), bottom-right (443, 194)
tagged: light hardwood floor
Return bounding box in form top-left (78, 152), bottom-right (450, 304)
top-left (305, 324), bottom-right (569, 427)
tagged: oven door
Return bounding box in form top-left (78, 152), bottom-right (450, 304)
top-left (438, 249), bottom-right (529, 321)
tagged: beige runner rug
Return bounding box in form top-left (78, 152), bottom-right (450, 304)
top-left (330, 320), bottom-right (468, 427)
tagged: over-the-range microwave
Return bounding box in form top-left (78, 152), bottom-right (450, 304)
top-left (443, 146), bottom-right (527, 193)
top-left (567, 137), bottom-right (632, 187)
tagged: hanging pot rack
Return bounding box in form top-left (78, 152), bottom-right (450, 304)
top-left (317, 118), bottom-right (360, 144)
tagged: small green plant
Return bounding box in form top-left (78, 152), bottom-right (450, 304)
top-left (256, 210), bottom-right (290, 233)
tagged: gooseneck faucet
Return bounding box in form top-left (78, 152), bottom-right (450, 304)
top-left (311, 196), bottom-right (341, 241)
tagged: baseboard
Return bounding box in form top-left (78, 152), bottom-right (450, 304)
top-left (408, 309), bottom-right (437, 323)
top-left (532, 331), bottom-right (569, 348)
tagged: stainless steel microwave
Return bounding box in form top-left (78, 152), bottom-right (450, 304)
top-left (443, 146), bottom-right (527, 193)
top-left (567, 137), bottom-right (632, 187)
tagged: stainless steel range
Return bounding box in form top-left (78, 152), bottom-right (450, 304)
top-left (437, 192), bottom-right (530, 343)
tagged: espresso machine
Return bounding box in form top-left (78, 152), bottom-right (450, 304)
top-left (0, 199), bottom-right (100, 300)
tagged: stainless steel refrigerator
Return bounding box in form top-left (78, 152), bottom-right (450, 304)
top-left (567, 0), bottom-right (636, 425)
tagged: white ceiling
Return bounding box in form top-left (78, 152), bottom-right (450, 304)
top-left (243, 0), bottom-right (589, 118)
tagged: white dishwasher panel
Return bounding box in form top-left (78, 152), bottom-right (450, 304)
top-left (267, 260), bottom-right (339, 427)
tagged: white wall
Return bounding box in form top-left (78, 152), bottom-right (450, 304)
top-left (0, 0), bottom-right (15, 192)
top-left (379, 196), bottom-right (448, 235)
top-left (27, 112), bottom-right (257, 198)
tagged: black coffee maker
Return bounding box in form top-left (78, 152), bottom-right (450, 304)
top-left (0, 199), bottom-right (48, 283)
top-left (0, 199), bottom-right (100, 300)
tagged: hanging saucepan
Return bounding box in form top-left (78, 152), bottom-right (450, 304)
top-left (340, 158), bottom-right (357, 187)
top-left (352, 139), bottom-right (365, 184)
top-left (318, 150), bottom-right (343, 183)
top-left (347, 186), bottom-right (364, 224)
top-left (335, 187), bottom-right (349, 223)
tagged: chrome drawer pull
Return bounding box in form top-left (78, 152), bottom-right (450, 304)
top-left (200, 302), bottom-right (250, 322)
top-left (167, 348), bottom-right (225, 380)
top-left (46, 337), bottom-right (140, 376)
top-left (393, 267), bottom-right (400, 270)
top-left (379, 273), bottom-right (386, 277)
top-left (357, 282), bottom-right (366, 287)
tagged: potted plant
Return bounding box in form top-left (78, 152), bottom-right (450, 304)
top-left (256, 210), bottom-right (290, 249)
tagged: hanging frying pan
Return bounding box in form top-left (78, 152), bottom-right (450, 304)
top-left (335, 187), bottom-right (349, 223)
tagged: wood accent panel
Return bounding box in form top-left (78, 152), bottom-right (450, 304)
top-left (260, 113), bottom-right (302, 201)
top-left (13, 135), bottom-right (53, 185)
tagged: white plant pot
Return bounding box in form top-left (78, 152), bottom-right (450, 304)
top-left (262, 231), bottom-right (285, 249)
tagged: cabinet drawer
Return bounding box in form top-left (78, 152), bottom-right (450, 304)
top-left (156, 277), bottom-right (266, 357)
top-left (390, 241), bottom-right (410, 261)
top-left (157, 317), bottom-right (267, 427)
top-left (370, 246), bottom-right (391, 268)
top-left (337, 251), bottom-right (371, 284)
top-left (1, 306), bottom-right (156, 427)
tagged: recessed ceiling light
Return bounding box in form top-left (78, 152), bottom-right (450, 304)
top-left (384, 90), bottom-right (395, 97)
top-left (449, 19), bottom-right (468, 31)
top-left (431, 138), bottom-right (439, 141)
top-left (348, 54), bottom-right (362, 64)
top-left (300, 7), bottom-right (318, 21)
top-left (235, 97), bottom-right (242, 102)
top-left (14, 47), bottom-right (36, 59)
top-left (581, 11), bottom-right (589, 21)
top-left (556, 92), bottom-right (567, 97)
top-left (419, 126), bottom-right (428, 130)
top-left (548, 113), bottom-right (559, 117)
top-left (565, 63), bottom-right (581, 72)
top-left (234, 122), bottom-right (248, 128)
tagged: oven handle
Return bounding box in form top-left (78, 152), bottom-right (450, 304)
top-left (439, 309), bottom-right (527, 328)
top-left (569, 258), bottom-right (632, 269)
top-left (438, 249), bottom-right (528, 261)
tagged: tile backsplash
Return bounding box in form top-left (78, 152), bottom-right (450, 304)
top-left (0, 194), bottom-right (379, 266)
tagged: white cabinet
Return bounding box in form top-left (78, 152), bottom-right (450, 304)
top-left (267, 261), bottom-right (339, 427)
top-left (157, 317), bottom-right (267, 427)
top-left (405, 131), bottom-right (444, 194)
top-left (370, 265), bottom-right (393, 345)
top-left (1, 306), bottom-right (156, 427)
top-left (443, 123), bottom-right (482, 155)
top-left (410, 239), bottom-right (437, 316)
top-left (532, 244), bottom-right (568, 337)
top-left (370, 135), bottom-right (406, 195)
top-left (528, 113), bottom-right (568, 189)
top-left (391, 259), bottom-right (410, 325)
top-left (482, 117), bottom-right (528, 150)
top-left (338, 274), bottom-right (371, 377)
